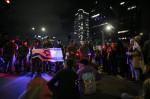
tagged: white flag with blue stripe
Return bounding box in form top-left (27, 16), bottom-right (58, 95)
top-left (32, 48), bottom-right (63, 62)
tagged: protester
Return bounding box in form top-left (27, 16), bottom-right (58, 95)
top-left (126, 38), bottom-right (141, 82)
top-left (77, 57), bottom-right (102, 97)
top-left (2, 38), bottom-right (17, 73)
top-left (47, 59), bottom-right (80, 99)
top-left (16, 41), bottom-right (29, 74)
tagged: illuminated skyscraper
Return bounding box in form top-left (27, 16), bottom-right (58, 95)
top-left (73, 9), bottom-right (89, 44)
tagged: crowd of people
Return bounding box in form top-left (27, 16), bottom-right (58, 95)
top-left (0, 33), bottom-right (150, 99)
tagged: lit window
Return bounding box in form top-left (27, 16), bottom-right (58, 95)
top-left (120, 2), bottom-right (125, 5)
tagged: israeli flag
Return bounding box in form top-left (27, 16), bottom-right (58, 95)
top-left (32, 48), bottom-right (63, 62)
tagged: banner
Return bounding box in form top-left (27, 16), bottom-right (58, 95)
top-left (32, 48), bottom-right (63, 62)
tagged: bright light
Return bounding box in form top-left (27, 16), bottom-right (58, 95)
top-left (118, 30), bottom-right (129, 34)
top-left (120, 2), bottom-right (125, 5)
top-left (91, 14), bottom-right (100, 18)
top-left (41, 27), bottom-right (45, 31)
top-left (38, 35), bottom-right (41, 38)
top-left (32, 27), bottom-right (35, 30)
top-left (5, 0), bottom-right (10, 4)
top-left (106, 25), bottom-right (111, 31)
top-left (140, 33), bottom-right (143, 35)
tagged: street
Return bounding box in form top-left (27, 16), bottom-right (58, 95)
top-left (0, 72), bottom-right (142, 99)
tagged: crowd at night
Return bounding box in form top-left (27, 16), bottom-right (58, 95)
top-left (0, 0), bottom-right (150, 99)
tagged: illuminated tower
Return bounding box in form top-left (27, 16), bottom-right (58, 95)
top-left (73, 9), bottom-right (89, 44)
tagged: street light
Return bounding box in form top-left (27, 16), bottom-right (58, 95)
top-left (41, 27), bottom-right (46, 32)
top-left (102, 24), bottom-right (114, 45)
top-left (31, 27), bottom-right (46, 38)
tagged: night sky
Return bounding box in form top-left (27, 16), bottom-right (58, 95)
top-left (0, 0), bottom-right (89, 43)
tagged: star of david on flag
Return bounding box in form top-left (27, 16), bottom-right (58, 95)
top-left (32, 48), bottom-right (63, 62)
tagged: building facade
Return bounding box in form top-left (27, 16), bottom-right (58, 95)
top-left (73, 9), bottom-right (89, 44)
top-left (89, 0), bottom-right (140, 44)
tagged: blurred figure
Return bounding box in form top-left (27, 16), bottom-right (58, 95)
top-left (2, 38), bottom-right (17, 73)
top-left (95, 46), bottom-right (101, 67)
top-left (88, 40), bottom-right (94, 61)
top-left (79, 41), bottom-right (89, 58)
top-left (77, 57), bottom-right (102, 97)
top-left (143, 34), bottom-right (150, 66)
top-left (47, 59), bottom-right (79, 99)
top-left (31, 39), bottom-right (42, 75)
top-left (16, 41), bottom-right (29, 74)
top-left (107, 43), bottom-right (117, 75)
top-left (55, 40), bottom-right (64, 73)
top-left (43, 37), bottom-right (53, 73)
top-left (67, 41), bottom-right (77, 71)
top-left (14, 36), bottom-right (22, 48)
top-left (116, 40), bottom-right (128, 79)
top-left (101, 44), bottom-right (108, 73)
top-left (126, 38), bottom-right (141, 82)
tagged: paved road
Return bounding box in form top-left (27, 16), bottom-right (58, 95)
top-left (0, 72), bottom-right (142, 99)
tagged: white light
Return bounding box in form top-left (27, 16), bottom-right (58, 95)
top-left (53, 37), bottom-right (56, 39)
top-left (120, 2), bottom-right (125, 5)
top-left (32, 27), bottom-right (35, 30)
top-left (91, 14), bottom-right (100, 18)
top-left (140, 33), bottom-right (143, 35)
top-left (118, 30), bottom-right (129, 34)
top-left (106, 25), bottom-right (111, 31)
top-left (6, 0), bottom-right (10, 4)
top-left (127, 5), bottom-right (136, 10)
top-left (38, 35), bottom-right (41, 38)
top-left (41, 27), bottom-right (45, 31)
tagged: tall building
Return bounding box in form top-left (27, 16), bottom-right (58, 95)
top-left (116, 0), bottom-right (140, 42)
top-left (89, 0), bottom-right (140, 44)
top-left (90, 0), bottom-right (117, 44)
top-left (73, 9), bottom-right (89, 44)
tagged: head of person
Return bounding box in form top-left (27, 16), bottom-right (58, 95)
top-left (79, 57), bottom-right (89, 67)
top-left (57, 40), bottom-right (61, 44)
top-left (103, 44), bottom-right (107, 49)
top-left (15, 36), bottom-right (19, 41)
top-left (70, 40), bottom-right (74, 45)
top-left (96, 46), bottom-right (99, 50)
top-left (46, 37), bottom-right (50, 42)
top-left (135, 35), bottom-right (141, 42)
top-left (23, 41), bottom-right (28, 46)
top-left (143, 78), bottom-right (150, 99)
top-left (66, 59), bottom-right (74, 68)
top-left (83, 41), bottom-right (86, 46)
top-left (130, 38), bottom-right (135, 46)
top-left (11, 38), bottom-right (15, 43)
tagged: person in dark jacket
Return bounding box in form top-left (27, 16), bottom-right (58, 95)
top-left (2, 38), bottom-right (17, 73)
top-left (16, 41), bottom-right (29, 73)
top-left (47, 59), bottom-right (80, 99)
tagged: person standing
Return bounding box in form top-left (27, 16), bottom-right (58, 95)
top-left (79, 41), bottom-right (89, 59)
top-left (43, 37), bottom-right (53, 73)
top-left (16, 41), bottom-right (29, 74)
top-left (126, 38), bottom-right (141, 82)
top-left (2, 38), bottom-right (17, 73)
top-left (55, 40), bottom-right (64, 73)
top-left (67, 41), bottom-right (77, 71)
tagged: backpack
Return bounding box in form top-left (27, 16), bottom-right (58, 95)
top-left (82, 72), bottom-right (96, 95)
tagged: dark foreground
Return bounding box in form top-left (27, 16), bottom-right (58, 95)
top-left (0, 72), bottom-right (142, 99)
